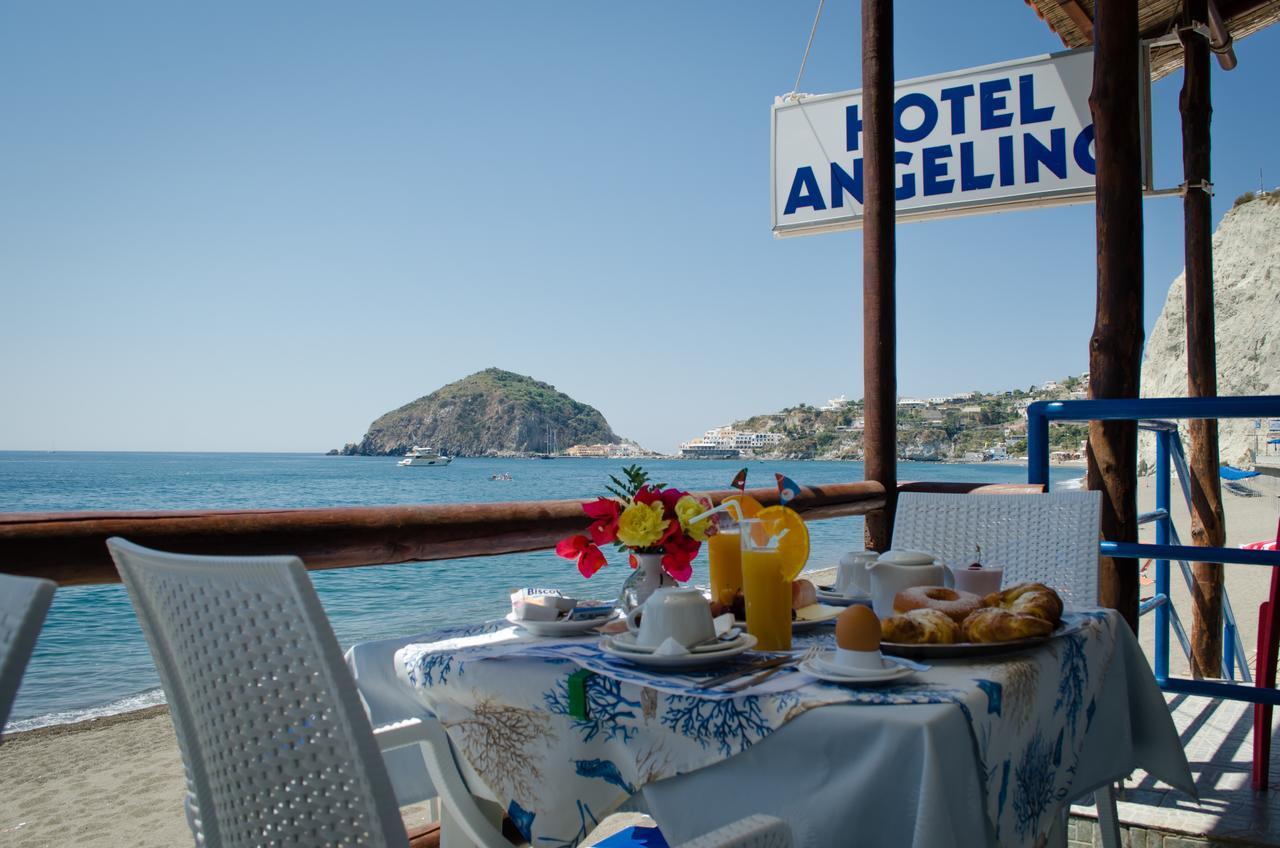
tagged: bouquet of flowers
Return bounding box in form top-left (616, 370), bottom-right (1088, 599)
top-left (556, 465), bottom-right (712, 582)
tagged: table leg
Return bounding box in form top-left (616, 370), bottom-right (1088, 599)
top-left (1094, 785), bottom-right (1121, 848)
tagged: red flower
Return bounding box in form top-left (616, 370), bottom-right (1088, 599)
top-left (582, 497), bottom-right (620, 545)
top-left (556, 534), bottom-right (607, 578)
top-left (659, 487), bottom-right (685, 518)
top-left (659, 520), bottom-right (700, 582)
top-left (633, 485), bottom-right (662, 506)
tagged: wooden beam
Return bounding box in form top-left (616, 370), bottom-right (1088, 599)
top-left (1181, 0), bottom-right (1227, 678)
top-left (861, 0), bottom-right (898, 551)
top-left (1087, 0), bottom-right (1144, 633)
top-left (0, 482), bottom-right (887, 586)
top-left (1061, 0), bottom-right (1095, 40)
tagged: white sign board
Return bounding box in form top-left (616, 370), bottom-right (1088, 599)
top-left (772, 48), bottom-right (1099, 236)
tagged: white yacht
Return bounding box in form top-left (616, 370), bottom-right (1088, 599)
top-left (397, 446), bottom-right (452, 467)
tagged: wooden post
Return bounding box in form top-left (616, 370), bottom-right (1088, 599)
top-left (1181, 0), bottom-right (1226, 678)
top-left (1086, 0), bottom-right (1143, 632)
top-left (862, 0), bottom-right (897, 551)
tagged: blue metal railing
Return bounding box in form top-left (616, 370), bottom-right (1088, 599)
top-left (1027, 396), bottom-right (1280, 707)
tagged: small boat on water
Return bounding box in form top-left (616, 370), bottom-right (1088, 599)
top-left (397, 446), bottom-right (452, 467)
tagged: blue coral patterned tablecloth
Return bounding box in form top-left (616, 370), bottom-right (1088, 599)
top-left (350, 610), bottom-right (1192, 848)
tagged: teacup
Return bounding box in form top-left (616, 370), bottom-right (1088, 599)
top-left (835, 550), bottom-right (879, 596)
top-left (950, 564), bottom-right (1004, 596)
top-left (625, 587), bottom-right (715, 649)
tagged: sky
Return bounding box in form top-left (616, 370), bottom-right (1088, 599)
top-left (2, 3), bottom-right (1278, 454)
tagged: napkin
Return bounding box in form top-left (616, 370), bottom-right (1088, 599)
top-left (652, 637), bottom-right (691, 656)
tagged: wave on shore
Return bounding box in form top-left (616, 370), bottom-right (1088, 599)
top-left (4, 687), bottom-right (167, 735)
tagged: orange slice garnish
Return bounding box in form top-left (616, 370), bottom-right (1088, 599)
top-left (755, 505), bottom-right (810, 581)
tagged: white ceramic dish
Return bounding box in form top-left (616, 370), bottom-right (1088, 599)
top-left (800, 652), bottom-right (916, 685)
top-left (814, 586), bottom-right (872, 607)
top-left (600, 633), bottom-right (758, 670)
top-left (505, 611), bottom-right (618, 637)
top-left (609, 632), bottom-right (752, 655)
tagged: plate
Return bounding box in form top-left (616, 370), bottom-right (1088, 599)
top-left (505, 611), bottom-right (618, 637)
top-left (814, 586), bottom-right (872, 607)
top-left (800, 652), bottom-right (916, 685)
top-left (734, 608), bottom-right (840, 633)
top-left (600, 633), bottom-right (758, 670)
top-left (609, 631), bottom-right (752, 655)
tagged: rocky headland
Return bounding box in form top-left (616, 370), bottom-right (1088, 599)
top-left (337, 368), bottom-right (621, 457)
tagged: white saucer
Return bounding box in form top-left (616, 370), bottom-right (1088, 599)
top-left (610, 631), bottom-right (752, 655)
top-left (814, 586), bottom-right (872, 607)
top-left (600, 633), bottom-right (758, 670)
top-left (800, 651), bottom-right (916, 685)
top-left (505, 611), bottom-right (618, 637)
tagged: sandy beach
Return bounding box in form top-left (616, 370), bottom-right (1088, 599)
top-left (2, 474), bottom-right (1276, 847)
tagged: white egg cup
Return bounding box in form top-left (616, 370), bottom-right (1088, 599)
top-left (833, 647), bottom-right (885, 671)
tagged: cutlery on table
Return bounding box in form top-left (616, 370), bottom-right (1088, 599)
top-left (725, 646), bottom-right (821, 693)
top-left (695, 655), bottom-right (790, 689)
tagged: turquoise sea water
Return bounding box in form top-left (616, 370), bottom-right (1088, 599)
top-left (0, 452), bottom-right (1080, 731)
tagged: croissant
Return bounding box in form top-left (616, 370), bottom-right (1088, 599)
top-left (982, 582), bottom-right (1063, 626)
top-left (881, 608), bottom-right (960, 644)
top-left (961, 608), bottom-right (1054, 643)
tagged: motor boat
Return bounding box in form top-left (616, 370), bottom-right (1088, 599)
top-left (397, 446), bottom-right (452, 467)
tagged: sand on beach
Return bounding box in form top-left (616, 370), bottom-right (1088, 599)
top-left (1, 475), bottom-right (1275, 848)
top-left (0, 707), bottom-right (190, 848)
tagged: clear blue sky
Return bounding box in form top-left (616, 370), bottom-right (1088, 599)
top-left (2, 3), bottom-right (1278, 454)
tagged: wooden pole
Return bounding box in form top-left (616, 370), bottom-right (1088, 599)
top-left (1086, 0), bottom-right (1143, 632)
top-left (1181, 0), bottom-right (1227, 678)
top-left (862, 0), bottom-right (897, 551)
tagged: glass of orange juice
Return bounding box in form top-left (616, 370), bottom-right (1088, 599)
top-left (739, 518), bottom-right (791, 651)
top-left (707, 526), bottom-right (742, 608)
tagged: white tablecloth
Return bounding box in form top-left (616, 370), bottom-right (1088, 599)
top-left (346, 612), bottom-right (1192, 848)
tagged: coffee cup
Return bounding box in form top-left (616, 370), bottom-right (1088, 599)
top-left (950, 564), bottom-right (1004, 596)
top-left (625, 587), bottom-right (715, 649)
top-left (835, 550), bottom-right (878, 596)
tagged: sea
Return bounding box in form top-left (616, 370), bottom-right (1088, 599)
top-left (0, 452), bottom-right (1082, 732)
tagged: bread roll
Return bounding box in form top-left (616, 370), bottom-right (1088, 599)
top-left (881, 608), bottom-right (960, 644)
top-left (982, 582), bottom-right (1063, 626)
top-left (961, 608), bottom-right (1053, 643)
top-left (791, 579), bottom-right (817, 610)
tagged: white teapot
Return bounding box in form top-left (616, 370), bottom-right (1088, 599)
top-left (865, 549), bottom-right (952, 619)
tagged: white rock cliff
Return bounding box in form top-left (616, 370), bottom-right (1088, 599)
top-left (1140, 193), bottom-right (1280, 469)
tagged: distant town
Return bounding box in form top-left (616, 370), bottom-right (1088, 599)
top-left (566, 374), bottom-right (1092, 463)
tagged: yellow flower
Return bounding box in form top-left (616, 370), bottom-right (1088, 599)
top-left (675, 495), bottom-right (711, 542)
top-left (615, 501), bottom-right (669, 548)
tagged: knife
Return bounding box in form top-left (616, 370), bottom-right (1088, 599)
top-left (695, 655), bottom-right (789, 689)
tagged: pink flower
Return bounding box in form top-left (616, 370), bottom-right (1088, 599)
top-left (582, 497), bottom-right (620, 545)
top-left (555, 534), bottom-right (607, 578)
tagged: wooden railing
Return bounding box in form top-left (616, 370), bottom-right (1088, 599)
top-left (0, 480), bottom-right (1043, 586)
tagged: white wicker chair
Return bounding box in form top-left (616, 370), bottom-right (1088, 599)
top-left (891, 490), bottom-right (1102, 607)
top-left (0, 573), bottom-right (56, 738)
top-left (674, 814), bottom-right (792, 848)
top-left (890, 490), bottom-right (1118, 848)
top-left (106, 537), bottom-right (512, 848)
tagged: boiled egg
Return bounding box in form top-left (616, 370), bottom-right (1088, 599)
top-left (835, 604), bottom-right (881, 652)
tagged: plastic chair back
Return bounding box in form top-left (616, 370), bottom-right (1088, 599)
top-left (0, 573), bottom-right (56, 737)
top-left (891, 490), bottom-right (1102, 607)
top-left (106, 538), bottom-right (407, 848)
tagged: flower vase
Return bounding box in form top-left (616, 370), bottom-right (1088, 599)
top-left (618, 552), bottom-right (676, 613)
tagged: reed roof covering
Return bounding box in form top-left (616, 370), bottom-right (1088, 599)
top-left (1023, 0), bottom-right (1280, 79)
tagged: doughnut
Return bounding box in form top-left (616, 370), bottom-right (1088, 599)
top-left (881, 608), bottom-right (961, 644)
top-left (961, 608), bottom-right (1054, 643)
top-left (893, 585), bottom-right (983, 623)
top-left (982, 582), bottom-right (1063, 626)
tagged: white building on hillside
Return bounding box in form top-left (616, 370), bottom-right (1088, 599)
top-left (680, 426), bottom-right (785, 458)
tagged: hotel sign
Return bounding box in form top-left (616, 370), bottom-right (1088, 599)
top-left (771, 48), bottom-right (1129, 236)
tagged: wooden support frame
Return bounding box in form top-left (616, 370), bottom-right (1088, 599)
top-left (861, 0), bottom-right (898, 551)
top-left (1087, 0), bottom-right (1145, 632)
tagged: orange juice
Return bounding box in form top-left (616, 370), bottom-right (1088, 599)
top-left (707, 530), bottom-right (742, 607)
top-left (741, 547), bottom-right (791, 651)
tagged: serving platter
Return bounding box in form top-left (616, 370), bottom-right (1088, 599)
top-left (879, 618), bottom-right (1081, 659)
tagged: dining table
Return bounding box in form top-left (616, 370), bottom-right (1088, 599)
top-left (345, 608), bottom-right (1193, 848)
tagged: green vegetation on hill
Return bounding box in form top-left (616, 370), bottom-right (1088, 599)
top-left (339, 368), bottom-right (620, 457)
top-left (724, 376), bottom-right (1092, 461)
